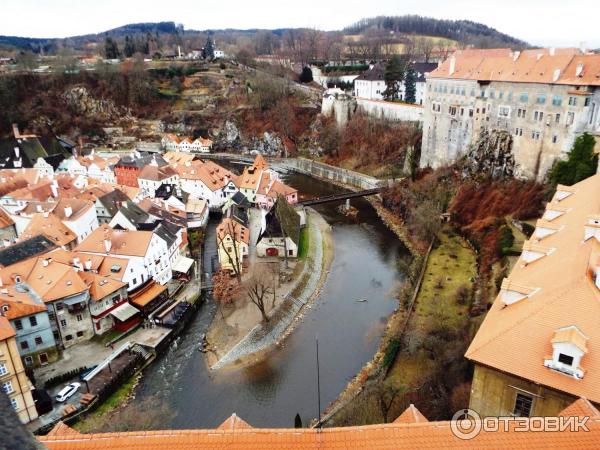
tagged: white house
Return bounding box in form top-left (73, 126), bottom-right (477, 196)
top-left (53, 199), bottom-right (99, 243)
top-left (173, 160), bottom-right (238, 209)
top-left (75, 224), bottom-right (173, 290)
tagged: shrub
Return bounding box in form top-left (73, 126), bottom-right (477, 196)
top-left (496, 225), bottom-right (515, 256)
top-left (455, 284), bottom-right (471, 306)
top-left (383, 339), bottom-right (401, 369)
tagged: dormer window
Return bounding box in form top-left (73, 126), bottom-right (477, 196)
top-left (521, 242), bottom-right (555, 265)
top-left (554, 185), bottom-right (577, 202)
top-left (500, 279), bottom-right (539, 305)
top-left (542, 204), bottom-right (568, 221)
top-left (543, 325), bottom-right (588, 379)
top-left (534, 219), bottom-right (560, 240)
top-left (584, 215), bottom-right (600, 242)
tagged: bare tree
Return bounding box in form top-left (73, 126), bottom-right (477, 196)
top-left (375, 382), bottom-right (406, 423)
top-left (246, 267), bottom-right (273, 322)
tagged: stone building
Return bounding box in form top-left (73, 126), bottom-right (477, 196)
top-left (421, 48), bottom-right (600, 180)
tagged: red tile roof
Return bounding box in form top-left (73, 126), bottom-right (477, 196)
top-left (39, 400), bottom-right (600, 449)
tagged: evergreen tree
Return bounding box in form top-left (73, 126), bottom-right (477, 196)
top-left (294, 413), bottom-right (302, 428)
top-left (404, 67), bottom-right (417, 103)
top-left (202, 34), bottom-right (215, 60)
top-left (548, 132), bottom-right (598, 186)
top-left (383, 55), bottom-right (405, 101)
top-left (104, 37), bottom-right (121, 59)
top-left (124, 35), bottom-right (136, 58)
top-left (299, 66), bottom-right (313, 83)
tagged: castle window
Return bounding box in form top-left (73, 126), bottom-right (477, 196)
top-left (536, 94), bottom-right (546, 104)
top-left (520, 92), bottom-right (529, 102)
top-left (552, 96), bottom-right (562, 106)
top-left (513, 393), bottom-right (533, 417)
top-left (568, 96), bottom-right (577, 106)
top-left (498, 106), bottom-right (511, 118)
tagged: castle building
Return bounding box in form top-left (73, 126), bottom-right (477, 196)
top-left (421, 48), bottom-right (600, 180)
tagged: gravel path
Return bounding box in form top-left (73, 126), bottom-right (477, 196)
top-left (211, 209), bottom-right (326, 369)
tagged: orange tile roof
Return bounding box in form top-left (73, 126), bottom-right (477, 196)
top-left (173, 160), bottom-right (235, 192)
top-left (217, 217), bottom-right (250, 245)
top-left (75, 224), bottom-right (153, 258)
top-left (393, 404), bottom-right (428, 424)
top-left (267, 179), bottom-right (297, 199)
top-left (429, 48), bottom-right (600, 86)
top-left (0, 207), bottom-right (14, 228)
top-left (163, 151), bottom-right (195, 165)
top-left (138, 164), bottom-right (178, 182)
top-left (466, 174), bottom-right (600, 402)
top-left (77, 271), bottom-right (126, 302)
top-left (0, 286), bottom-right (46, 319)
top-left (53, 198), bottom-right (94, 221)
top-left (24, 258), bottom-right (88, 303)
top-left (0, 316), bottom-right (15, 341)
top-left (38, 400), bottom-right (600, 449)
top-left (129, 282), bottom-right (167, 308)
top-left (20, 213), bottom-right (77, 248)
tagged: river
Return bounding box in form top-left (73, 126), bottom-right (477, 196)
top-left (127, 166), bottom-right (411, 428)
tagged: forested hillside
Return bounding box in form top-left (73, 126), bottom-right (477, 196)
top-left (345, 15), bottom-right (528, 48)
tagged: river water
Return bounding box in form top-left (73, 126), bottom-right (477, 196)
top-left (128, 167), bottom-right (411, 428)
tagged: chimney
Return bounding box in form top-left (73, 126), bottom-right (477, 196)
top-left (576, 63), bottom-right (584, 77)
top-left (42, 258), bottom-right (51, 267)
top-left (36, 204), bottom-right (43, 213)
top-left (448, 56), bottom-right (456, 76)
top-left (50, 182), bottom-right (58, 198)
top-left (64, 206), bottom-right (72, 218)
top-left (84, 259), bottom-right (92, 270)
top-left (12, 124), bottom-right (20, 139)
top-left (512, 51), bottom-right (521, 61)
top-left (549, 47), bottom-right (555, 56)
top-left (73, 257), bottom-right (80, 266)
top-left (104, 238), bottom-right (112, 253)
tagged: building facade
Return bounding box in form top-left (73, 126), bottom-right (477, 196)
top-left (0, 316), bottom-right (38, 424)
top-left (421, 49), bottom-right (600, 180)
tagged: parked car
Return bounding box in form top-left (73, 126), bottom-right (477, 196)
top-left (55, 382), bottom-right (81, 403)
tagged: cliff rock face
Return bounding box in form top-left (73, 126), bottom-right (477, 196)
top-left (464, 129), bottom-right (515, 178)
top-left (62, 86), bottom-right (132, 121)
top-left (251, 131), bottom-right (286, 156)
top-left (214, 120), bottom-right (242, 151)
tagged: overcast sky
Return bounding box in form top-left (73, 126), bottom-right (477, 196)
top-left (2, 0), bottom-right (599, 48)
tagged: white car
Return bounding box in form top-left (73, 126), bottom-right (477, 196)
top-left (55, 382), bottom-right (81, 403)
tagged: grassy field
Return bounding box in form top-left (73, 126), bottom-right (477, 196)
top-left (387, 229), bottom-right (477, 384)
top-left (298, 226), bottom-right (309, 259)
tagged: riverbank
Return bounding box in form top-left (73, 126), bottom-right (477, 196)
top-left (209, 208), bottom-right (333, 370)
